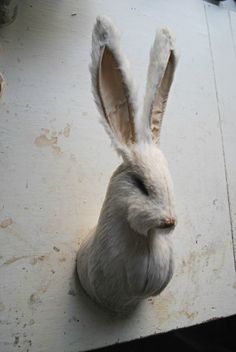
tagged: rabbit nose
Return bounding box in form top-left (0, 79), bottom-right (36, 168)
top-left (162, 217), bottom-right (176, 229)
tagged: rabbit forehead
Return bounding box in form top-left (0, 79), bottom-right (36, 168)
top-left (129, 143), bottom-right (172, 189)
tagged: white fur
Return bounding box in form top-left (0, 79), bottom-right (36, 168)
top-left (77, 17), bottom-right (178, 314)
top-left (90, 16), bottom-right (137, 156)
top-left (139, 28), bottom-right (178, 144)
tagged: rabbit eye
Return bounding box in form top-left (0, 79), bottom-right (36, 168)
top-left (132, 176), bottom-right (149, 196)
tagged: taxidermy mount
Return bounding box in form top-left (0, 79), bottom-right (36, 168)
top-left (77, 16), bottom-right (178, 314)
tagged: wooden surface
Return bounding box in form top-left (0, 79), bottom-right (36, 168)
top-left (0, 1), bottom-right (236, 351)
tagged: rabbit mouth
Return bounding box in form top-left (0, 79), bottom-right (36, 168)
top-left (148, 218), bottom-right (176, 236)
top-left (157, 218), bottom-right (176, 230)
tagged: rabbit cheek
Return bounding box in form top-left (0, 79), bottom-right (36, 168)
top-left (127, 205), bottom-right (154, 236)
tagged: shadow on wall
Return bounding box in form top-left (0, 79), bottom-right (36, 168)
top-left (0, 0), bottom-right (18, 27)
top-left (94, 314), bottom-right (236, 352)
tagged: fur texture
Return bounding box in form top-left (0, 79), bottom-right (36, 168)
top-left (140, 28), bottom-right (178, 144)
top-left (90, 16), bottom-right (137, 156)
top-left (77, 17), bottom-right (178, 314)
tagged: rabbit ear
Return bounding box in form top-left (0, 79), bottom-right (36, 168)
top-left (90, 17), bottom-right (137, 154)
top-left (140, 28), bottom-right (178, 145)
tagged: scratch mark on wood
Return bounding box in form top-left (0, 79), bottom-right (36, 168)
top-left (0, 254), bottom-right (49, 268)
top-left (13, 336), bottom-right (19, 346)
top-left (1, 255), bottom-right (29, 266)
top-left (0, 73), bottom-right (5, 98)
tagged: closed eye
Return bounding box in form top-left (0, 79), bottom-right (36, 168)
top-left (132, 176), bottom-right (149, 196)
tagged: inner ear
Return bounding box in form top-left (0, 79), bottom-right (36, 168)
top-left (151, 50), bottom-right (176, 143)
top-left (98, 46), bottom-right (136, 145)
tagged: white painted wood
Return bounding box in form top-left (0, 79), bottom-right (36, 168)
top-left (0, 0), bottom-right (236, 351)
top-left (205, 2), bottom-right (236, 263)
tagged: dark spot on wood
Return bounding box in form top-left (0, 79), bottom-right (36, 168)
top-left (53, 246), bottom-right (60, 252)
top-left (13, 336), bottom-right (19, 346)
top-left (68, 289), bottom-right (76, 296)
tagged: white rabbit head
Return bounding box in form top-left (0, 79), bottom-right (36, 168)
top-left (90, 16), bottom-right (178, 237)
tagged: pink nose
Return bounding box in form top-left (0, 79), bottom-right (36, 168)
top-left (162, 217), bottom-right (176, 229)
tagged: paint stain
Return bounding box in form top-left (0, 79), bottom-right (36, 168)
top-left (52, 145), bottom-right (61, 154)
top-left (152, 291), bottom-right (176, 325)
top-left (28, 277), bottom-right (52, 306)
top-left (41, 128), bottom-right (50, 135)
top-left (28, 293), bottom-right (41, 305)
top-left (34, 133), bottom-right (62, 155)
top-left (29, 319), bottom-right (35, 326)
top-left (30, 255), bottom-right (46, 265)
top-left (34, 124), bottom-right (71, 154)
top-left (0, 218), bottom-right (13, 228)
top-left (68, 280), bottom-right (77, 297)
top-left (0, 302), bottom-right (5, 311)
top-left (63, 124), bottom-right (70, 138)
top-left (179, 310), bottom-right (196, 320)
top-left (34, 134), bottom-right (58, 148)
top-left (59, 256), bottom-right (66, 262)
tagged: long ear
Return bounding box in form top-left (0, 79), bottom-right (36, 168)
top-left (140, 28), bottom-right (178, 145)
top-left (90, 16), bottom-right (137, 154)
